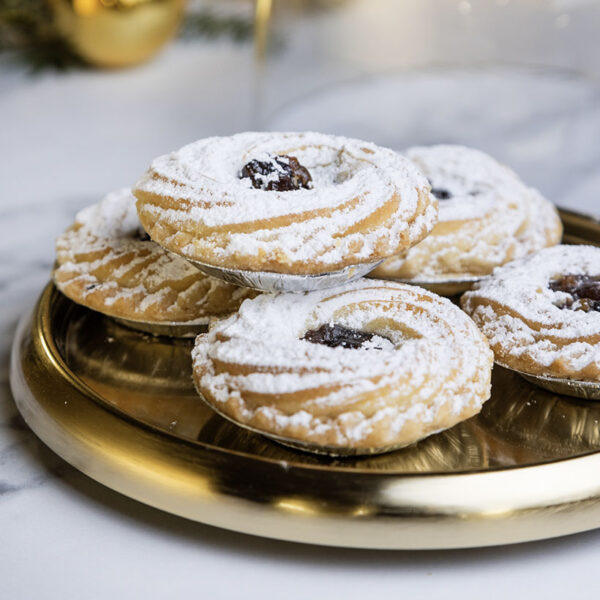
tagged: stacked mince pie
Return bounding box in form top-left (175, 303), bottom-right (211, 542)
top-left (53, 131), bottom-right (598, 456)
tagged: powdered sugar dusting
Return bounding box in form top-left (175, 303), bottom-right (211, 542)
top-left (374, 145), bottom-right (562, 281)
top-left (461, 245), bottom-right (600, 379)
top-left (193, 279), bottom-right (493, 448)
top-left (133, 132), bottom-right (437, 273)
top-left (53, 188), bottom-right (257, 324)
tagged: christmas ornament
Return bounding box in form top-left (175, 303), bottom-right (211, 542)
top-left (48, 0), bottom-right (186, 68)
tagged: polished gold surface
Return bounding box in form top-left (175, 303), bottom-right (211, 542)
top-left (9, 208), bottom-right (600, 549)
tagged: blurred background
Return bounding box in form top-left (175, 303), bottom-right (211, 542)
top-left (1, 0), bottom-right (599, 212)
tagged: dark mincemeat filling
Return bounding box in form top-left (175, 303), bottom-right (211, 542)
top-left (428, 180), bottom-right (481, 201)
top-left (431, 187), bottom-right (452, 200)
top-left (302, 324), bottom-right (391, 350)
top-left (549, 273), bottom-right (600, 312)
top-left (239, 154), bottom-right (312, 192)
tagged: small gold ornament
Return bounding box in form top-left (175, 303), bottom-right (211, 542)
top-left (48, 0), bottom-right (186, 68)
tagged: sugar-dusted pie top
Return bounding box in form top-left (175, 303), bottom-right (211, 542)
top-left (53, 188), bottom-right (257, 325)
top-left (193, 279), bottom-right (493, 450)
top-left (373, 145), bottom-right (562, 282)
top-left (461, 245), bottom-right (600, 379)
top-left (133, 132), bottom-right (438, 274)
top-left (408, 144), bottom-right (527, 219)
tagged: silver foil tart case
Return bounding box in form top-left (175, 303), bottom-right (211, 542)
top-left (497, 362), bottom-right (600, 401)
top-left (187, 259), bottom-right (384, 293)
top-left (367, 274), bottom-right (485, 296)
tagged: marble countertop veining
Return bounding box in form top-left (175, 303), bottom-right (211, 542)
top-left (1, 39), bottom-right (600, 600)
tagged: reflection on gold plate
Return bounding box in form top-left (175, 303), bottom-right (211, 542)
top-left (9, 208), bottom-right (600, 549)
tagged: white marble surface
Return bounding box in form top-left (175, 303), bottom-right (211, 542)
top-left (2, 36), bottom-right (600, 600)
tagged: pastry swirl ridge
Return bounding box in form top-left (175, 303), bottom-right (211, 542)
top-left (53, 189), bottom-right (257, 325)
top-left (133, 132), bottom-right (437, 275)
top-left (373, 145), bottom-right (562, 282)
top-left (193, 280), bottom-right (493, 451)
top-left (461, 245), bottom-right (600, 381)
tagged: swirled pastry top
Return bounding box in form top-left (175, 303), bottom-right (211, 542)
top-left (372, 145), bottom-right (562, 282)
top-left (461, 245), bottom-right (600, 381)
top-left (133, 132), bottom-right (437, 275)
top-left (193, 279), bottom-right (493, 451)
top-left (53, 189), bottom-right (257, 325)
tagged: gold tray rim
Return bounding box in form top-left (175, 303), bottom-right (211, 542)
top-left (8, 207), bottom-right (600, 549)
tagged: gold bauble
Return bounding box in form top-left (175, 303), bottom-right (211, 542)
top-left (48, 0), bottom-right (186, 68)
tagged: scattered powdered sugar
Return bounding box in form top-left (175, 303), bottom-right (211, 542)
top-left (53, 188), bottom-right (256, 324)
top-left (461, 245), bottom-right (600, 378)
top-left (374, 145), bottom-right (562, 281)
top-left (133, 132), bottom-right (437, 271)
top-left (75, 189), bottom-right (141, 239)
top-left (407, 145), bottom-right (521, 220)
top-left (193, 279), bottom-right (493, 447)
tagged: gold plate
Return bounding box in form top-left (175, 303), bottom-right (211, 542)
top-left (9, 208), bottom-right (600, 549)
